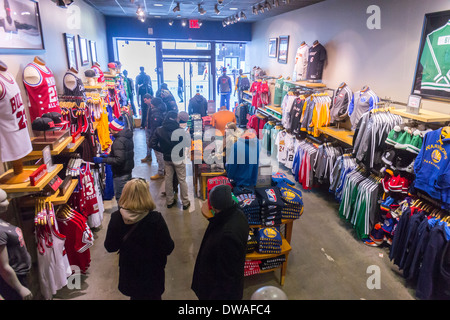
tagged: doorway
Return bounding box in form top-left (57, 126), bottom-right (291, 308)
top-left (162, 59), bottom-right (211, 112)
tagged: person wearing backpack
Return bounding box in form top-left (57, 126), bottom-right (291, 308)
top-left (217, 68), bottom-right (232, 110)
top-left (235, 69), bottom-right (250, 104)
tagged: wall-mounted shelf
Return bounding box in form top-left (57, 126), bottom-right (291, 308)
top-left (390, 108), bottom-right (450, 123)
top-left (318, 126), bottom-right (354, 146)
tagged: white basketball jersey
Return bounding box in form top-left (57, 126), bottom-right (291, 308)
top-left (0, 72), bottom-right (32, 162)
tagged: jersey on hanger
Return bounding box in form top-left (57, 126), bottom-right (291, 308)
top-left (294, 44), bottom-right (309, 81)
top-left (0, 72), bottom-right (33, 162)
top-left (419, 21), bottom-right (450, 93)
top-left (330, 84), bottom-right (353, 123)
top-left (306, 43), bottom-right (327, 80)
top-left (23, 62), bottom-right (61, 122)
top-left (348, 88), bottom-right (379, 130)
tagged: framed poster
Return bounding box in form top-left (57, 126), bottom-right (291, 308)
top-left (268, 38), bottom-right (278, 58)
top-left (89, 40), bottom-right (98, 64)
top-left (78, 36), bottom-right (89, 66)
top-left (278, 35), bottom-right (289, 64)
top-left (411, 10), bottom-right (450, 101)
top-left (0, 0), bottom-right (44, 50)
top-left (64, 33), bottom-right (78, 71)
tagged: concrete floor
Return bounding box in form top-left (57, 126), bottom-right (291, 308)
top-left (54, 129), bottom-right (416, 300)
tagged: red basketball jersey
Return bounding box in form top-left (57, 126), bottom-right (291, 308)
top-left (23, 63), bottom-right (61, 122)
top-left (80, 163), bottom-right (99, 217)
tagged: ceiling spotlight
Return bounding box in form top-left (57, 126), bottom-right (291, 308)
top-left (264, 0), bottom-right (272, 10)
top-left (198, 4), bottom-right (206, 15)
top-left (168, 19), bottom-right (174, 26)
top-left (240, 11), bottom-right (247, 19)
top-left (198, 20), bottom-right (203, 27)
top-left (65, 0), bottom-right (74, 5)
top-left (222, 20), bottom-right (227, 27)
top-left (181, 19), bottom-right (187, 27)
top-left (136, 6), bottom-right (145, 17)
top-left (258, 4), bottom-right (265, 13)
top-left (273, 0), bottom-right (280, 7)
top-left (172, 2), bottom-right (180, 12)
top-left (218, 0), bottom-right (223, 4)
top-left (214, 4), bottom-right (220, 14)
top-left (57, 0), bottom-right (66, 8)
top-left (252, 6), bottom-right (258, 14)
top-left (235, 13), bottom-right (240, 21)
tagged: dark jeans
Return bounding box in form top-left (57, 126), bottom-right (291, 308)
top-left (113, 173), bottom-right (132, 203)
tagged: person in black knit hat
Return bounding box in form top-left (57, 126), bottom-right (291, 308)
top-left (191, 185), bottom-right (249, 300)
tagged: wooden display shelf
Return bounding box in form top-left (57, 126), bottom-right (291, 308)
top-left (23, 136), bottom-right (72, 161)
top-left (246, 238), bottom-right (292, 260)
top-left (65, 136), bottom-right (85, 153)
top-left (284, 80), bottom-right (327, 88)
top-left (318, 126), bottom-right (354, 146)
top-left (390, 108), bottom-right (450, 123)
top-left (0, 164), bottom-right (63, 194)
top-left (47, 179), bottom-right (78, 205)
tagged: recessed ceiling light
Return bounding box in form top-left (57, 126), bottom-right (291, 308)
top-left (153, 3), bottom-right (163, 6)
top-left (230, 7), bottom-right (238, 10)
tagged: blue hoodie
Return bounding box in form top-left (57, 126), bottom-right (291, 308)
top-left (414, 128), bottom-right (450, 202)
top-left (226, 133), bottom-right (259, 187)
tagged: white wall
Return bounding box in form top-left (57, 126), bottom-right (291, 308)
top-left (248, 0), bottom-right (450, 112)
top-left (0, 0), bottom-right (108, 103)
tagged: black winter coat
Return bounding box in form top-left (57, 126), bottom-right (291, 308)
top-left (151, 118), bottom-right (190, 162)
top-left (191, 204), bottom-right (249, 300)
top-left (104, 210), bottom-right (174, 298)
top-left (188, 93), bottom-right (208, 117)
top-left (146, 101), bottom-right (167, 129)
top-left (103, 129), bottom-right (134, 177)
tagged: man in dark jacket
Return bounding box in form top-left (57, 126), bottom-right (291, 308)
top-left (151, 111), bottom-right (191, 210)
top-left (93, 117), bottom-right (134, 202)
top-left (188, 92), bottom-right (208, 117)
top-left (147, 97), bottom-right (167, 180)
top-left (191, 185), bottom-right (249, 300)
top-left (156, 83), bottom-right (178, 112)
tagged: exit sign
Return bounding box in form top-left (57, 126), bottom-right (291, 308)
top-left (189, 20), bottom-right (200, 28)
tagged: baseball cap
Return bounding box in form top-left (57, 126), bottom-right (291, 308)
top-left (42, 112), bottom-right (69, 128)
top-left (84, 69), bottom-right (96, 78)
top-left (32, 117), bottom-right (56, 131)
top-left (178, 111), bottom-right (189, 123)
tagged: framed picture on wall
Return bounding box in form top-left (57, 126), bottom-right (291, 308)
top-left (63, 33), bottom-right (78, 71)
top-left (90, 40), bottom-right (98, 64)
top-left (278, 35), bottom-right (289, 64)
top-left (411, 10), bottom-right (450, 102)
top-left (0, 0), bottom-right (44, 50)
top-left (78, 36), bottom-right (89, 66)
top-left (268, 38), bottom-right (278, 58)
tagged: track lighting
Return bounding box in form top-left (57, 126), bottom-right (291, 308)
top-left (57, 0), bottom-right (66, 8)
top-left (65, 0), bottom-right (74, 5)
top-left (168, 19), bottom-right (174, 26)
top-left (240, 11), bottom-right (247, 19)
top-left (214, 4), bottom-right (220, 14)
top-left (273, 0), bottom-right (280, 7)
top-left (198, 4), bottom-right (206, 15)
top-left (264, 0), bottom-right (272, 10)
top-left (217, 0), bottom-right (223, 4)
top-left (235, 13), bottom-right (240, 21)
top-left (136, 6), bottom-right (145, 17)
top-left (198, 20), bottom-right (203, 27)
top-left (172, 2), bottom-right (180, 13)
top-left (252, 6), bottom-right (258, 15)
top-left (222, 20), bottom-right (227, 27)
top-left (258, 4), bottom-right (265, 13)
top-left (181, 19), bottom-right (187, 27)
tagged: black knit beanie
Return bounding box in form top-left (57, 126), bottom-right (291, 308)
top-left (209, 185), bottom-right (235, 211)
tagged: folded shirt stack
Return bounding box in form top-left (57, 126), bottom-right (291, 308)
top-left (257, 227), bottom-right (282, 254)
top-left (255, 187), bottom-right (285, 227)
top-left (244, 260), bottom-right (261, 276)
top-left (279, 184), bottom-right (304, 219)
top-left (236, 192), bottom-right (261, 225)
top-left (260, 255), bottom-right (286, 271)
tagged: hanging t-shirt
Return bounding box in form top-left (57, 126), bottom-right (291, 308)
top-left (275, 130), bottom-right (288, 164)
top-left (273, 78), bottom-right (284, 106)
top-left (330, 84), bottom-right (353, 123)
top-left (306, 43), bottom-right (327, 80)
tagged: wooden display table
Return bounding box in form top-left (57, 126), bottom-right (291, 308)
top-left (318, 126), bottom-right (354, 146)
top-left (390, 108), bottom-right (450, 123)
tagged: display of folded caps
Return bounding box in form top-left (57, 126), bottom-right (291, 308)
top-left (244, 260), bottom-right (261, 276)
top-left (279, 184), bottom-right (303, 219)
top-left (236, 193), bottom-right (261, 224)
top-left (255, 186), bottom-right (285, 207)
top-left (257, 227), bottom-right (282, 254)
top-left (247, 229), bottom-right (257, 253)
top-left (260, 255), bottom-right (286, 271)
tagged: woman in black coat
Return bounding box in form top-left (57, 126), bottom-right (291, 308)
top-left (191, 185), bottom-right (249, 300)
top-left (104, 178), bottom-right (174, 300)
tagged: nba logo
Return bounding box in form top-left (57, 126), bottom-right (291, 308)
top-left (265, 189), bottom-right (277, 202)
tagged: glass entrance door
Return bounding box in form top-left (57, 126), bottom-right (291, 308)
top-left (162, 59), bottom-right (211, 112)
